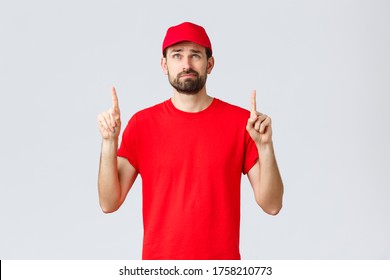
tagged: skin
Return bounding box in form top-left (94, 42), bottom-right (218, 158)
top-left (161, 42), bottom-right (215, 112)
top-left (246, 91), bottom-right (284, 215)
top-left (97, 41), bottom-right (283, 215)
top-left (97, 87), bottom-right (136, 213)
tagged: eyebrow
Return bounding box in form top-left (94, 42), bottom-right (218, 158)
top-left (170, 48), bottom-right (202, 54)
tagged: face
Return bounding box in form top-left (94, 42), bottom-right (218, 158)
top-left (161, 42), bottom-right (214, 95)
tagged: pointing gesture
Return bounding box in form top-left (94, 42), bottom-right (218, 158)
top-left (251, 90), bottom-right (257, 115)
top-left (98, 86), bottom-right (122, 140)
top-left (246, 90), bottom-right (273, 146)
top-left (112, 86), bottom-right (120, 114)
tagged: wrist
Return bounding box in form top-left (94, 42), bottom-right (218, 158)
top-left (256, 141), bottom-right (274, 153)
top-left (101, 138), bottom-right (119, 152)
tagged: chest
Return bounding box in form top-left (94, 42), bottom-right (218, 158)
top-left (137, 116), bottom-right (246, 175)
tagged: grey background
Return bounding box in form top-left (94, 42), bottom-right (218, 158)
top-left (1, 0), bottom-right (389, 259)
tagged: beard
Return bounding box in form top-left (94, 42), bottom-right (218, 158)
top-left (168, 68), bottom-right (207, 95)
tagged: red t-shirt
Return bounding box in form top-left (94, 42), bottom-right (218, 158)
top-left (117, 98), bottom-right (258, 259)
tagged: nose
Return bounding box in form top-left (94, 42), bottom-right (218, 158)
top-left (181, 56), bottom-right (191, 71)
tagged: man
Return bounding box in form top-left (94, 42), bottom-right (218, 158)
top-left (98, 22), bottom-right (283, 260)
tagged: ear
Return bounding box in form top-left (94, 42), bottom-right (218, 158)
top-left (161, 57), bottom-right (168, 75)
top-left (206, 56), bottom-right (215, 74)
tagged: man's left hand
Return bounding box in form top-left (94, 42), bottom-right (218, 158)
top-left (246, 90), bottom-right (273, 147)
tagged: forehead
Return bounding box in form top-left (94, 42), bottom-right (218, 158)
top-left (167, 41), bottom-right (206, 53)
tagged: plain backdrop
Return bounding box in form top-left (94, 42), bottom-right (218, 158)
top-left (1, 0), bottom-right (389, 259)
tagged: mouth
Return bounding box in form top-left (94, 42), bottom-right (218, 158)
top-left (178, 70), bottom-right (198, 79)
top-left (180, 74), bottom-right (196, 79)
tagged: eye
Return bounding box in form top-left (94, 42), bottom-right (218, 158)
top-left (192, 54), bottom-right (201, 59)
top-left (172, 53), bottom-right (181, 59)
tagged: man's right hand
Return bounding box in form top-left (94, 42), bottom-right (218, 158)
top-left (97, 86), bottom-right (136, 214)
top-left (98, 86), bottom-right (122, 140)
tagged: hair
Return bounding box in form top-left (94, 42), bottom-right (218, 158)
top-left (163, 47), bottom-right (212, 59)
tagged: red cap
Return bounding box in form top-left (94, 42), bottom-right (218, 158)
top-left (162, 22), bottom-right (212, 55)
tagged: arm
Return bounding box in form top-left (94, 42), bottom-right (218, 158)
top-left (247, 144), bottom-right (283, 215)
top-left (97, 87), bottom-right (138, 213)
top-left (246, 90), bottom-right (284, 215)
top-left (98, 140), bottom-right (137, 213)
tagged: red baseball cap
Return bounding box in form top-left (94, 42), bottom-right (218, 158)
top-left (162, 22), bottom-right (212, 55)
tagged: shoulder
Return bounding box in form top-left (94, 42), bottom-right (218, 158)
top-left (215, 98), bottom-right (250, 119)
top-left (121, 101), bottom-right (166, 131)
top-left (128, 101), bottom-right (166, 122)
top-left (135, 101), bottom-right (165, 116)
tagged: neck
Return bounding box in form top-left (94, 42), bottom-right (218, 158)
top-left (171, 88), bottom-right (213, 112)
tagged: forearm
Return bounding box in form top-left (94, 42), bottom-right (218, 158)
top-left (255, 142), bottom-right (284, 215)
top-left (98, 139), bottom-right (121, 213)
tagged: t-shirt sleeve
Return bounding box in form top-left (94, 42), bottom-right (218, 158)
top-left (242, 130), bottom-right (259, 174)
top-left (117, 114), bottom-right (139, 172)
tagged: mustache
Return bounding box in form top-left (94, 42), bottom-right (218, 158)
top-left (178, 69), bottom-right (199, 78)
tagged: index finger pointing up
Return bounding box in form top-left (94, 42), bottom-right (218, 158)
top-left (251, 90), bottom-right (257, 113)
top-left (111, 86), bottom-right (120, 112)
